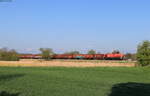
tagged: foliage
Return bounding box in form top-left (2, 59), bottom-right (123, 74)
top-left (65, 51), bottom-right (80, 55)
top-left (0, 67), bottom-right (150, 96)
top-left (0, 48), bottom-right (19, 61)
top-left (39, 48), bottom-right (54, 60)
top-left (125, 53), bottom-right (136, 61)
top-left (137, 40), bottom-right (150, 66)
top-left (87, 49), bottom-right (96, 54)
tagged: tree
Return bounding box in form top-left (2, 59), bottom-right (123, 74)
top-left (0, 48), bottom-right (19, 61)
top-left (97, 52), bottom-right (101, 54)
top-left (112, 50), bottom-right (120, 54)
top-left (137, 40), bottom-right (150, 66)
top-left (125, 53), bottom-right (136, 61)
top-left (39, 48), bottom-right (54, 60)
top-left (65, 51), bottom-right (80, 55)
top-left (87, 49), bottom-right (96, 54)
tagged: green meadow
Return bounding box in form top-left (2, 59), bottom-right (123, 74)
top-left (0, 67), bottom-right (150, 96)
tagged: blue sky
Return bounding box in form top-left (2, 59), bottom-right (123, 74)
top-left (0, 0), bottom-right (150, 53)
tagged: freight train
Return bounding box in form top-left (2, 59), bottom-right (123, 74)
top-left (19, 53), bottom-right (125, 60)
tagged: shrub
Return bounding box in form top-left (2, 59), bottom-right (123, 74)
top-left (65, 51), bottom-right (80, 55)
top-left (125, 53), bottom-right (136, 61)
top-left (137, 40), bottom-right (150, 66)
top-left (0, 48), bottom-right (19, 61)
top-left (87, 49), bottom-right (96, 54)
top-left (39, 48), bottom-right (54, 60)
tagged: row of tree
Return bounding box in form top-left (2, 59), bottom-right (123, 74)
top-left (0, 48), bottom-right (120, 61)
top-left (0, 48), bottom-right (19, 61)
top-left (39, 49), bottom-right (122, 60)
top-left (64, 49), bottom-right (97, 55)
top-left (40, 49), bottom-right (121, 55)
top-left (39, 40), bottom-right (150, 66)
top-left (0, 40), bottom-right (149, 66)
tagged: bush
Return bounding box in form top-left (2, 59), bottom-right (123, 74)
top-left (65, 51), bottom-right (80, 55)
top-left (0, 48), bottom-right (19, 61)
top-left (125, 53), bottom-right (136, 61)
top-left (137, 40), bottom-right (150, 66)
top-left (39, 48), bottom-right (54, 60)
top-left (87, 49), bottom-right (96, 54)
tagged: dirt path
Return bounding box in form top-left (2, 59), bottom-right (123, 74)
top-left (0, 60), bottom-right (135, 67)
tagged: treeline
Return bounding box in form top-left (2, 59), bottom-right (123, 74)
top-left (38, 40), bottom-right (150, 67)
top-left (64, 49), bottom-right (98, 55)
top-left (0, 48), bottom-right (19, 61)
top-left (38, 48), bottom-right (137, 61)
top-left (0, 40), bottom-right (149, 66)
top-left (39, 49), bottom-right (122, 60)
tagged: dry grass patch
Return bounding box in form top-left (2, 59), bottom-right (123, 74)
top-left (0, 59), bottom-right (135, 67)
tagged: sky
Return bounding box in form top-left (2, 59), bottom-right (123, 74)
top-left (0, 0), bottom-right (150, 54)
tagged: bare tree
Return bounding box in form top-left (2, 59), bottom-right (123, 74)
top-left (0, 48), bottom-right (19, 61)
top-left (87, 49), bottom-right (96, 54)
top-left (39, 48), bottom-right (54, 60)
top-left (64, 51), bottom-right (80, 55)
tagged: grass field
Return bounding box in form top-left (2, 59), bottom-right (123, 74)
top-left (0, 67), bottom-right (150, 96)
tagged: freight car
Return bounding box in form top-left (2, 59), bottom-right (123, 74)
top-left (73, 54), bottom-right (105, 60)
top-left (53, 54), bottom-right (104, 60)
top-left (20, 54), bottom-right (42, 59)
top-left (20, 53), bottom-right (124, 60)
top-left (53, 54), bottom-right (73, 59)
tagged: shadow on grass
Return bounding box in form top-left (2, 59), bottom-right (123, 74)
top-left (0, 74), bottom-right (25, 81)
top-left (0, 74), bottom-right (24, 96)
top-left (0, 91), bottom-right (20, 96)
top-left (109, 82), bottom-right (150, 96)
